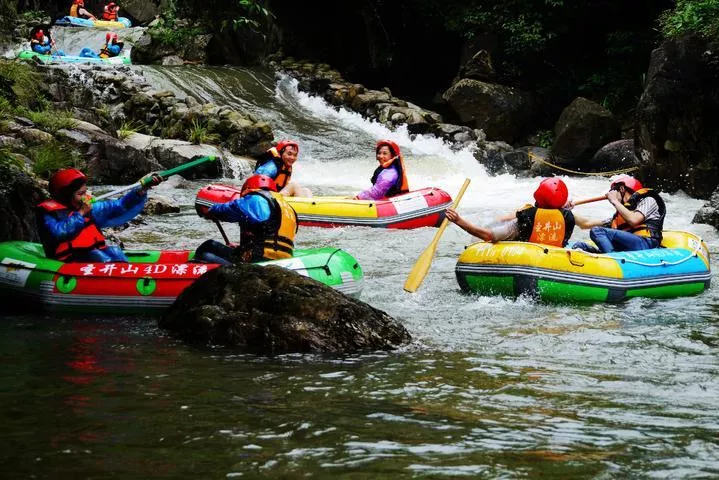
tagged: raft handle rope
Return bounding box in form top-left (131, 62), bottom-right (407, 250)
top-left (561, 243), bottom-right (703, 268)
top-left (527, 152), bottom-right (639, 177)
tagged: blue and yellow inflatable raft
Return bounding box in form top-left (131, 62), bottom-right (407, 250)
top-left (455, 231), bottom-right (711, 303)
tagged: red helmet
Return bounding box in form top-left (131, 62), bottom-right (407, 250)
top-left (376, 139), bottom-right (401, 157)
top-left (73, 0), bottom-right (84, 5)
top-left (106, 32), bottom-right (118, 43)
top-left (275, 140), bottom-right (299, 154)
top-left (534, 177), bottom-right (569, 209)
top-left (108, 1), bottom-right (117, 7)
top-left (49, 168), bottom-right (87, 197)
top-left (240, 174), bottom-right (277, 196)
top-left (34, 29), bottom-right (44, 40)
top-left (610, 174), bottom-right (642, 193)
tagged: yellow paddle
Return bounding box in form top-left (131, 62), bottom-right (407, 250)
top-left (404, 178), bottom-right (471, 293)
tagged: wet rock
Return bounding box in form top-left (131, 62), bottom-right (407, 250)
top-left (587, 139), bottom-right (645, 174)
top-left (160, 263), bottom-right (411, 354)
top-left (143, 195), bottom-right (180, 215)
top-left (0, 162), bottom-right (45, 243)
top-left (692, 187), bottom-right (719, 230)
top-left (441, 78), bottom-right (533, 143)
top-left (551, 97), bottom-right (620, 166)
top-left (635, 34), bottom-right (719, 198)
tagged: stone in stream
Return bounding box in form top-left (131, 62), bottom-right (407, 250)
top-left (159, 263), bottom-right (411, 354)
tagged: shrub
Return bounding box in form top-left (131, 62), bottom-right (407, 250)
top-left (186, 118), bottom-right (219, 144)
top-left (659, 0), bottom-right (719, 38)
top-left (118, 120), bottom-right (144, 140)
top-left (29, 143), bottom-right (80, 179)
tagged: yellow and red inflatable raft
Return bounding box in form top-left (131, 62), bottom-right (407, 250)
top-left (455, 231), bottom-right (711, 303)
top-left (196, 184), bottom-right (452, 229)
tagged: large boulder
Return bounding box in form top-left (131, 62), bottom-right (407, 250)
top-left (635, 34), bottom-right (719, 198)
top-left (551, 97), bottom-right (620, 166)
top-left (117, 0), bottom-right (163, 25)
top-left (587, 139), bottom-right (646, 174)
top-left (692, 187), bottom-right (719, 231)
top-left (0, 161), bottom-right (45, 242)
top-left (159, 264), bottom-right (412, 354)
top-left (441, 78), bottom-right (533, 143)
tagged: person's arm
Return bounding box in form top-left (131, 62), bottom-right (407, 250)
top-left (573, 214), bottom-right (611, 229)
top-left (607, 190), bottom-right (645, 227)
top-left (208, 195), bottom-right (271, 224)
top-left (445, 208), bottom-right (494, 242)
top-left (33, 42), bottom-right (52, 54)
top-left (355, 168), bottom-right (398, 200)
top-left (107, 43), bottom-right (121, 55)
top-left (41, 211), bottom-right (86, 241)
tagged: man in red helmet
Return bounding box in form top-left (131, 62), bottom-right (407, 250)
top-left (354, 139), bottom-right (409, 200)
top-left (36, 168), bottom-right (162, 263)
top-left (102, 1), bottom-right (120, 21)
top-left (69, 0), bottom-right (97, 20)
top-left (445, 177), bottom-right (576, 247)
top-left (194, 174), bottom-right (298, 264)
top-left (254, 140), bottom-right (312, 197)
top-left (99, 32), bottom-right (123, 57)
top-left (571, 174), bottom-right (666, 253)
top-left (29, 27), bottom-right (64, 56)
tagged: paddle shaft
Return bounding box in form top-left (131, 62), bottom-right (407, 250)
top-left (93, 156), bottom-right (217, 201)
top-left (403, 178), bottom-right (471, 293)
top-left (573, 195), bottom-right (607, 206)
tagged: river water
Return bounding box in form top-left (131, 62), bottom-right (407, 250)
top-left (1, 62), bottom-right (718, 478)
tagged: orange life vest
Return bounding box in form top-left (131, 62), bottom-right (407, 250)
top-left (69, 4), bottom-right (79, 16)
top-left (102, 6), bottom-right (118, 21)
top-left (609, 188), bottom-right (665, 242)
top-left (37, 200), bottom-right (106, 261)
top-left (237, 190), bottom-right (297, 262)
top-left (256, 147), bottom-right (293, 191)
top-left (516, 205), bottom-right (575, 247)
top-left (370, 155), bottom-right (409, 197)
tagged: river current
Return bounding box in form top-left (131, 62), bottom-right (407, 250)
top-left (1, 50), bottom-right (718, 478)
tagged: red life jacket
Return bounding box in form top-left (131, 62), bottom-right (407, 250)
top-left (102, 6), bottom-right (118, 21)
top-left (516, 206), bottom-right (575, 247)
top-left (37, 200), bottom-right (106, 261)
top-left (610, 188), bottom-right (666, 242)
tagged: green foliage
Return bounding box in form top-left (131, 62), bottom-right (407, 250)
top-left (186, 118), bottom-right (219, 144)
top-left (118, 120), bottom-right (144, 140)
top-left (536, 129), bottom-right (553, 148)
top-left (0, 60), bottom-right (45, 110)
top-left (148, 9), bottom-right (205, 49)
top-left (659, 0), bottom-right (719, 38)
top-left (22, 109), bottom-right (77, 134)
top-left (0, 148), bottom-right (24, 169)
top-left (30, 142), bottom-right (80, 179)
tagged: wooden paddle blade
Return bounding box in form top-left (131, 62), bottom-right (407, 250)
top-left (403, 241), bottom-right (440, 293)
top-left (403, 178), bottom-right (471, 293)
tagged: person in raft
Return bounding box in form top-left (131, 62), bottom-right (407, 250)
top-left (37, 168), bottom-right (163, 263)
top-left (194, 174), bottom-right (298, 265)
top-left (254, 140), bottom-right (312, 197)
top-left (445, 177), bottom-right (576, 247)
top-left (570, 174), bottom-right (666, 253)
top-left (102, 1), bottom-right (120, 21)
top-left (80, 32), bottom-right (123, 59)
top-left (30, 28), bottom-right (65, 56)
top-left (69, 0), bottom-right (97, 20)
top-left (353, 139), bottom-right (409, 200)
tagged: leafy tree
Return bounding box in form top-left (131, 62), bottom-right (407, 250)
top-left (659, 0), bottom-right (719, 38)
